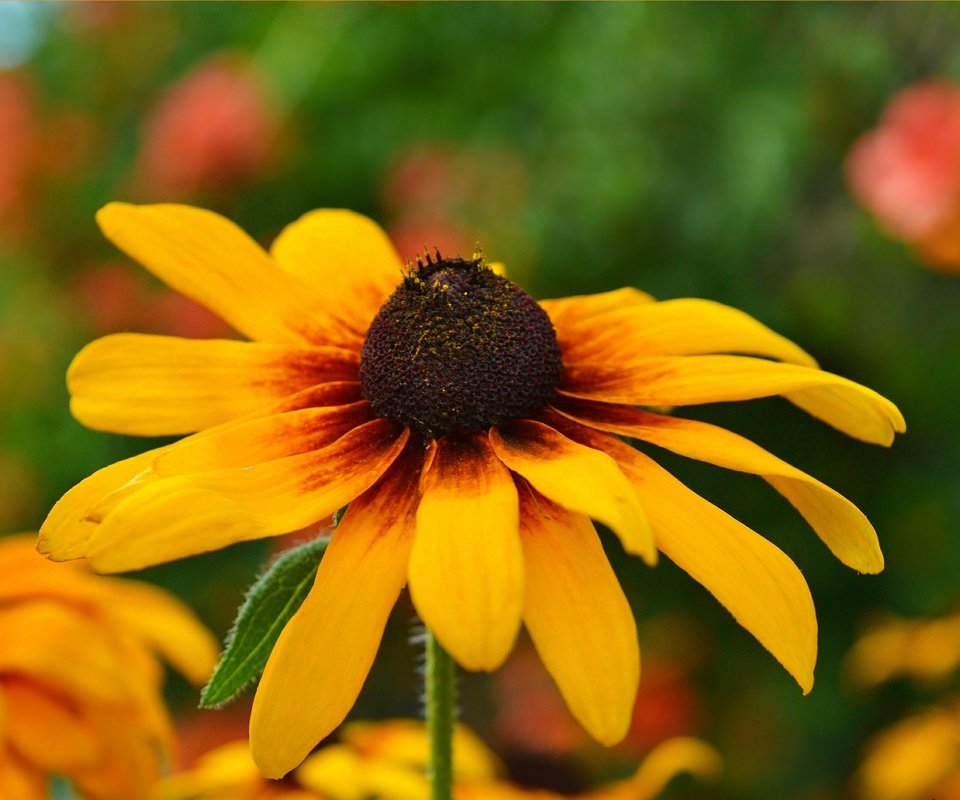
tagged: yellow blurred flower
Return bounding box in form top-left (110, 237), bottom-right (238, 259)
top-left (854, 701), bottom-right (960, 800)
top-left (0, 534), bottom-right (218, 800)
top-left (157, 720), bottom-right (499, 800)
top-left (40, 204), bottom-right (903, 776)
top-left (158, 721), bottom-right (717, 800)
top-left (458, 737), bottom-right (721, 800)
top-left (846, 611), bottom-right (960, 688)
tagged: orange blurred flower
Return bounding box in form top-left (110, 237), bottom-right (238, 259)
top-left (847, 82), bottom-right (960, 270)
top-left (138, 55), bottom-right (276, 198)
top-left (0, 535), bottom-right (218, 799)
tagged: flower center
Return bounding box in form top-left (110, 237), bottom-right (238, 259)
top-left (359, 255), bottom-right (562, 439)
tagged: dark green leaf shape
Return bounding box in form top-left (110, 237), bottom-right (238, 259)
top-left (200, 536), bottom-right (329, 708)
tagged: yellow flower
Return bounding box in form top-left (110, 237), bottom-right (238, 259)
top-left (157, 719), bottom-right (499, 800)
top-left (854, 701), bottom-right (960, 800)
top-left (846, 611), bottom-right (960, 689)
top-left (158, 721), bottom-right (717, 800)
top-left (39, 204), bottom-right (904, 776)
top-left (457, 737), bottom-right (721, 800)
top-left (0, 534), bottom-right (218, 800)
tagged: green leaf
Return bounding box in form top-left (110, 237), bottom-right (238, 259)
top-left (200, 536), bottom-right (329, 708)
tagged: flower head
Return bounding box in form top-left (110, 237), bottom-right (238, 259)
top-left (0, 534), bottom-right (218, 799)
top-left (40, 203), bottom-right (904, 776)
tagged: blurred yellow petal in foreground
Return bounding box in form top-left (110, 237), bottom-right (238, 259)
top-left (846, 611), bottom-right (960, 689)
top-left (0, 534), bottom-right (218, 800)
top-left (157, 719), bottom-right (718, 800)
top-left (854, 701), bottom-right (960, 800)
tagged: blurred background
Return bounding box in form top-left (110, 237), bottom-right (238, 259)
top-left (1, 3), bottom-right (959, 799)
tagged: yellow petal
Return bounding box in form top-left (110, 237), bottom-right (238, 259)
top-left (621, 447), bottom-right (816, 691)
top-left (157, 741), bottom-right (261, 799)
top-left (855, 705), bottom-right (960, 800)
top-left (519, 488), bottom-right (640, 745)
top-left (555, 298), bottom-right (817, 367)
top-left (562, 354), bottom-right (905, 445)
top-left (339, 720), bottom-right (500, 781)
top-left (489, 420), bottom-right (655, 565)
top-left (271, 208), bottom-right (404, 341)
top-left (614, 737), bottom-right (722, 800)
top-left (68, 333), bottom-right (358, 436)
top-left (551, 419), bottom-right (818, 692)
top-left (250, 447), bottom-right (420, 779)
top-left (37, 446), bottom-right (167, 561)
top-left (96, 202), bottom-right (351, 346)
top-left (539, 287), bottom-right (655, 330)
top-left (408, 434), bottom-right (523, 671)
top-left (85, 420), bottom-right (408, 572)
top-left (556, 398), bottom-right (883, 573)
top-left (3, 678), bottom-right (100, 772)
top-left (294, 745), bottom-right (367, 800)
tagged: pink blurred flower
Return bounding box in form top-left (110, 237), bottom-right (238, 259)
top-left (74, 263), bottom-right (232, 338)
top-left (138, 55), bottom-right (276, 197)
top-left (847, 82), bottom-right (960, 270)
top-left (387, 212), bottom-right (474, 264)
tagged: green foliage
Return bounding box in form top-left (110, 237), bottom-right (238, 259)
top-left (200, 537), bottom-right (328, 709)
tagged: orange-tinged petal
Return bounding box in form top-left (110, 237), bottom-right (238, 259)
top-left (489, 420), bottom-right (655, 565)
top-left (69, 701), bottom-right (167, 800)
top-left (3, 678), bottom-right (100, 772)
top-left (0, 602), bottom-right (141, 704)
top-left (408, 434), bottom-right (523, 671)
top-left (84, 420), bottom-right (408, 572)
top-left (519, 488), bottom-right (639, 745)
top-left (554, 298), bottom-right (817, 367)
top-left (549, 418), bottom-right (818, 692)
top-left (562, 355), bottom-right (905, 445)
top-left (250, 447), bottom-right (421, 779)
top-left (539, 287), bottom-right (655, 329)
top-left (556, 398), bottom-right (884, 573)
top-left (152, 401), bottom-right (373, 476)
top-left (614, 737), bottom-right (722, 800)
top-left (68, 333), bottom-right (358, 436)
top-left (96, 202), bottom-right (350, 346)
top-left (37, 446), bottom-right (167, 562)
top-left (0, 751), bottom-right (45, 800)
top-left (270, 208), bottom-right (404, 342)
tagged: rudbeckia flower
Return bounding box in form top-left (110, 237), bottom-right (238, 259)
top-left (0, 534), bottom-right (218, 799)
top-left (40, 204), bottom-right (904, 777)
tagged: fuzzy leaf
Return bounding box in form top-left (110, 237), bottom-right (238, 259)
top-left (200, 536), bottom-right (329, 708)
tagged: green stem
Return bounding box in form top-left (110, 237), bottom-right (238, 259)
top-left (425, 626), bottom-right (456, 800)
